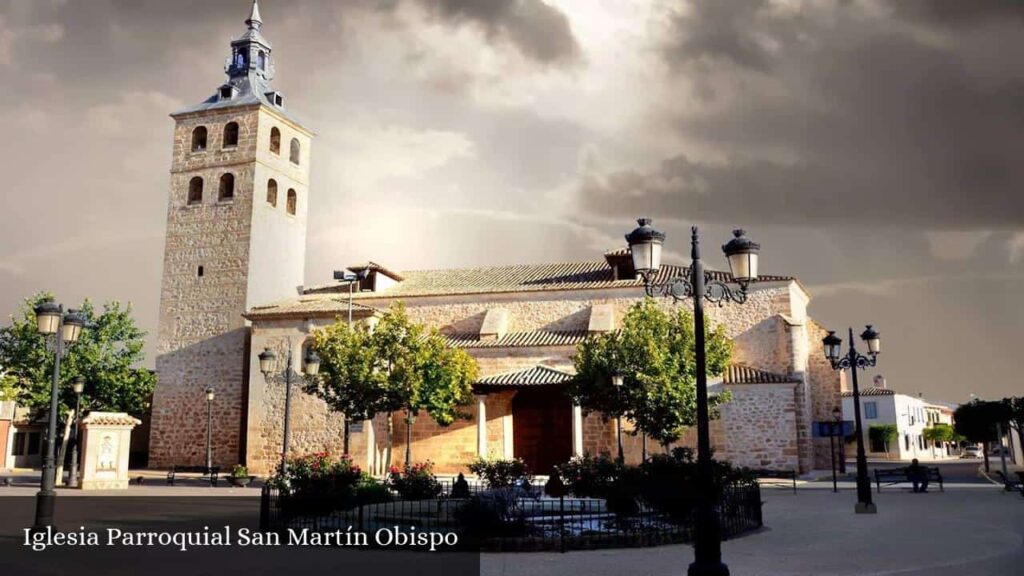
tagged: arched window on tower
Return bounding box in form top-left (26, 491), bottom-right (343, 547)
top-left (258, 51), bottom-right (267, 70)
top-left (266, 179), bottom-right (278, 207)
top-left (287, 189), bottom-right (297, 215)
top-left (289, 138), bottom-right (300, 165)
top-left (223, 122), bottom-right (239, 148)
top-left (191, 126), bottom-right (207, 151)
top-left (188, 177), bottom-right (203, 205)
top-left (270, 127), bottom-right (281, 155)
top-left (219, 173), bottom-right (235, 202)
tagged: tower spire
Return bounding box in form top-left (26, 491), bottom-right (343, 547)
top-left (246, 0), bottom-right (263, 31)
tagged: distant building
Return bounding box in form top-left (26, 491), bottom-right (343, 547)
top-left (841, 376), bottom-right (956, 461)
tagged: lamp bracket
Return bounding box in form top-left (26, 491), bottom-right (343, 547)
top-left (641, 271), bottom-right (749, 306)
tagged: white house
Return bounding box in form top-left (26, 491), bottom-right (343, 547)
top-left (841, 377), bottom-right (956, 462)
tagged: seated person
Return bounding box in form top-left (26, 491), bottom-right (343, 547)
top-left (906, 459), bottom-right (929, 493)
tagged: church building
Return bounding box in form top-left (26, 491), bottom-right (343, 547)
top-left (150, 2), bottom-right (842, 477)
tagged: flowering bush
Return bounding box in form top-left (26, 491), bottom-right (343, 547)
top-left (467, 457), bottom-right (530, 489)
top-left (231, 464), bottom-right (249, 478)
top-left (270, 452), bottom-right (362, 501)
top-left (554, 453), bottom-right (623, 498)
top-left (387, 461), bottom-right (442, 500)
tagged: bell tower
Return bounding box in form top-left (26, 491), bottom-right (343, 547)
top-left (150, 0), bottom-right (314, 468)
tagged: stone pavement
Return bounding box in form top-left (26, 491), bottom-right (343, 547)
top-left (482, 486), bottom-right (1024, 576)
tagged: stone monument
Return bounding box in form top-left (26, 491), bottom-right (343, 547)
top-left (78, 412), bottom-right (141, 490)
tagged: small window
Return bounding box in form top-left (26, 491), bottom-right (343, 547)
top-left (266, 179), bottom-right (278, 207)
top-left (27, 432), bottom-right (40, 454)
top-left (197, 265), bottom-right (204, 278)
top-left (191, 126), bottom-right (207, 151)
top-left (220, 86), bottom-right (233, 100)
top-left (289, 138), bottom-right (300, 164)
top-left (219, 173), bottom-right (235, 201)
top-left (187, 176), bottom-right (203, 205)
top-left (223, 122), bottom-right (239, 148)
top-left (258, 51), bottom-right (267, 70)
top-left (904, 435), bottom-right (910, 451)
top-left (270, 127), bottom-right (281, 155)
top-left (864, 402), bottom-right (877, 419)
top-left (286, 188), bottom-right (297, 215)
top-left (12, 432), bottom-right (25, 456)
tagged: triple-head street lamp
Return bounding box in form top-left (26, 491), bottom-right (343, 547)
top-left (32, 301), bottom-right (86, 529)
top-left (626, 218), bottom-right (761, 576)
top-left (822, 325), bottom-right (881, 514)
top-left (66, 377), bottom-right (85, 489)
top-left (258, 340), bottom-right (321, 475)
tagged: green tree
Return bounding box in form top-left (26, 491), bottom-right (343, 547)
top-left (569, 298), bottom-right (733, 450)
top-left (307, 302), bottom-right (478, 468)
top-left (305, 320), bottom-right (381, 455)
top-left (1002, 397), bottom-right (1024, 460)
top-left (868, 424), bottom-right (897, 458)
top-left (954, 399), bottom-right (1011, 472)
top-left (0, 293), bottom-right (155, 420)
top-left (922, 423), bottom-right (955, 454)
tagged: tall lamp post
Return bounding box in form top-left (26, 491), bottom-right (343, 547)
top-left (612, 371), bottom-right (625, 464)
top-left (835, 406), bottom-right (846, 474)
top-left (66, 377), bottom-right (85, 489)
top-left (829, 406), bottom-right (841, 493)
top-left (332, 269), bottom-right (370, 325)
top-left (626, 218), bottom-right (762, 576)
top-left (204, 386), bottom-right (215, 474)
top-left (822, 326), bottom-right (881, 514)
top-left (258, 340), bottom-right (321, 475)
top-left (32, 301), bottom-right (86, 530)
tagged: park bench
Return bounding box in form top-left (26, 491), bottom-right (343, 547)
top-left (750, 469), bottom-right (797, 493)
top-left (166, 465), bottom-right (220, 487)
top-left (874, 467), bottom-right (943, 493)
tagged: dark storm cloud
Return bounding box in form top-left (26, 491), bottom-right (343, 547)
top-left (420, 0), bottom-right (579, 64)
top-left (579, 0), bottom-right (1024, 230)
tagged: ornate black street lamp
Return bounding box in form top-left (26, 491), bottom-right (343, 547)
top-left (829, 406), bottom-right (841, 493)
top-left (66, 377), bottom-right (85, 489)
top-left (258, 341), bottom-right (321, 474)
top-left (626, 218), bottom-right (761, 576)
top-left (823, 325), bottom-right (881, 514)
top-left (32, 301), bottom-right (86, 529)
top-left (834, 406), bottom-right (846, 474)
top-left (205, 386), bottom-right (215, 474)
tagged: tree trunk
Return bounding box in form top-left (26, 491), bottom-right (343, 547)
top-left (404, 414), bottom-right (413, 466)
top-left (384, 412), bottom-right (394, 471)
top-left (343, 418), bottom-right (350, 456)
top-left (983, 450), bottom-right (990, 473)
top-left (1015, 423), bottom-right (1024, 465)
top-left (55, 411), bottom-right (74, 486)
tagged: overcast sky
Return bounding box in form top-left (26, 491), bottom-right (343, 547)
top-left (1, 0), bottom-right (1022, 404)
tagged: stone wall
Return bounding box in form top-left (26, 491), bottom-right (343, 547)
top-left (151, 104), bottom-right (312, 470)
top-left (240, 281), bottom-right (838, 475)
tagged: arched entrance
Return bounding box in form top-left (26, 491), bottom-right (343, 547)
top-left (512, 387), bottom-right (573, 475)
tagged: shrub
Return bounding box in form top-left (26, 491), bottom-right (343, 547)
top-left (231, 464), bottom-right (249, 478)
top-left (354, 474), bottom-right (393, 504)
top-left (554, 453), bottom-right (622, 498)
top-left (454, 488), bottom-right (527, 538)
top-left (388, 461), bottom-right (442, 500)
top-left (467, 457), bottom-right (531, 489)
top-left (269, 452), bottom-right (363, 514)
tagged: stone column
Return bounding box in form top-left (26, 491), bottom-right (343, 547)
top-left (572, 403), bottom-right (584, 456)
top-left (476, 395), bottom-right (487, 458)
top-left (502, 413), bottom-right (514, 459)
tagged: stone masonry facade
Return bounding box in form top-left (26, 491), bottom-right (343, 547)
top-left (243, 283), bottom-right (840, 476)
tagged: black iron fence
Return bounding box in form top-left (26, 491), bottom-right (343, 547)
top-left (260, 478), bottom-right (762, 552)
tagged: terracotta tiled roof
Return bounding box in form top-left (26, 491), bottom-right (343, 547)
top-left (304, 259), bottom-right (793, 299)
top-left (723, 364), bottom-right (799, 384)
top-left (347, 261), bottom-right (405, 281)
top-left (442, 330), bottom-right (591, 349)
top-left (841, 387), bottom-right (895, 397)
top-left (81, 412), bottom-right (142, 426)
top-left (475, 365), bottom-right (575, 388)
top-left (245, 296), bottom-right (382, 320)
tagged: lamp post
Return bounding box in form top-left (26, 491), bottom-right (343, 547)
top-left (829, 406), bottom-right (840, 493)
top-left (66, 377), bottom-right (85, 489)
top-left (258, 340), bottom-right (321, 475)
top-left (626, 218), bottom-right (761, 576)
top-left (32, 301), bottom-right (86, 530)
top-left (612, 372), bottom-right (625, 464)
top-left (205, 386), bottom-right (215, 474)
top-left (823, 325), bottom-right (881, 514)
top-left (332, 269), bottom-right (370, 325)
top-left (835, 406), bottom-right (846, 473)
